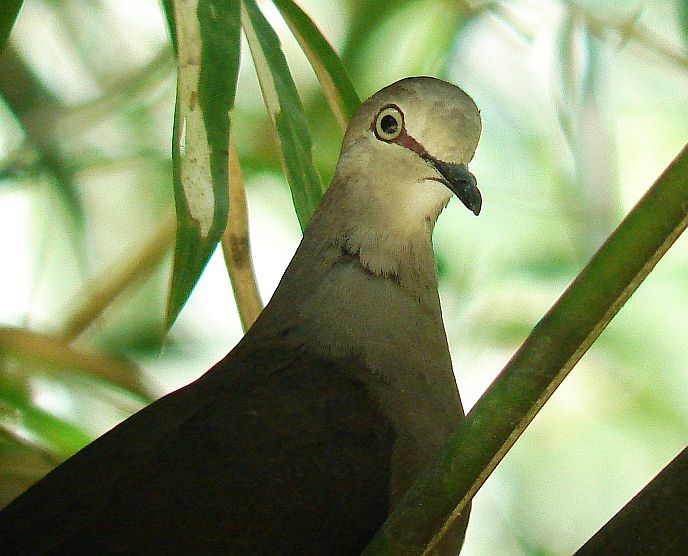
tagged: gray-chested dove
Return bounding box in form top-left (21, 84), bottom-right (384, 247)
top-left (0, 76), bottom-right (482, 555)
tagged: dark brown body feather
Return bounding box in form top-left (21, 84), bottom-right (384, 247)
top-left (0, 340), bottom-right (395, 555)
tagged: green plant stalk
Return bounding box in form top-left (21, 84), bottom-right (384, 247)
top-left (364, 144), bottom-right (688, 555)
top-left (0, 327), bottom-right (151, 401)
top-left (221, 140), bottom-right (263, 332)
top-left (0, 0), bottom-right (22, 51)
top-left (61, 212), bottom-right (176, 340)
top-left (271, 0), bottom-right (360, 130)
top-left (160, 0), bottom-right (177, 54)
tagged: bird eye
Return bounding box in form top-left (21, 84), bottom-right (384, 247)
top-left (374, 106), bottom-right (403, 141)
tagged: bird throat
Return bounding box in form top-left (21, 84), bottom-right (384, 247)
top-left (339, 226), bottom-right (439, 305)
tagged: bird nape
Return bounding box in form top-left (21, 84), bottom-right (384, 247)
top-left (0, 76), bottom-right (482, 555)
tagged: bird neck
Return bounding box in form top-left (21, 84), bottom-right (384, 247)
top-left (337, 221), bottom-right (438, 295)
top-left (308, 179), bottom-right (443, 308)
top-left (252, 179), bottom-right (446, 340)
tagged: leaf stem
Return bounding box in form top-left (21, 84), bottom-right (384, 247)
top-left (0, 327), bottom-right (151, 399)
top-left (60, 213), bottom-right (176, 340)
top-left (221, 140), bottom-right (263, 332)
top-left (364, 143), bottom-right (688, 554)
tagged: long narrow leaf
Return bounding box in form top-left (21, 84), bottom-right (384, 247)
top-left (676, 0), bottom-right (688, 47)
top-left (1, 379), bottom-right (94, 461)
top-left (271, 0), bottom-right (359, 130)
top-left (61, 213), bottom-right (176, 340)
top-left (221, 140), bottom-right (262, 332)
top-left (160, 0), bottom-right (177, 54)
top-left (166, 0), bottom-right (241, 326)
top-left (1, 405), bottom-right (91, 462)
top-left (0, 0), bottom-right (22, 51)
top-left (0, 327), bottom-right (151, 400)
top-left (241, 0), bottom-right (324, 229)
top-left (364, 143), bottom-right (688, 555)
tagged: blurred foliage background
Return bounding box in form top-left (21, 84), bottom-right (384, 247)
top-left (0, 0), bottom-right (687, 554)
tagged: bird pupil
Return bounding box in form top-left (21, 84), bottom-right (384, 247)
top-left (381, 114), bottom-right (398, 134)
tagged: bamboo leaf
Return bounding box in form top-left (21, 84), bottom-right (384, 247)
top-left (271, 0), bottom-right (359, 130)
top-left (0, 0), bottom-right (22, 51)
top-left (160, 0), bottom-right (177, 54)
top-left (0, 381), bottom-right (92, 461)
top-left (221, 140), bottom-right (263, 332)
top-left (166, 0), bottom-right (242, 327)
top-left (0, 327), bottom-right (152, 401)
top-left (1, 407), bottom-right (90, 462)
top-left (241, 0), bottom-right (324, 229)
top-left (678, 0), bottom-right (688, 46)
top-left (364, 143), bottom-right (688, 554)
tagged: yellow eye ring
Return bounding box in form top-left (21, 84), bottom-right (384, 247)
top-left (374, 105), bottom-right (404, 141)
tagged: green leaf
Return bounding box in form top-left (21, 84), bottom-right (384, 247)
top-left (0, 379), bottom-right (91, 461)
top-left (363, 142), bottom-right (688, 554)
top-left (160, 0), bottom-right (177, 54)
top-left (679, 0), bottom-right (688, 46)
top-left (166, 0), bottom-right (242, 327)
top-left (10, 406), bottom-right (91, 461)
top-left (0, 0), bottom-right (22, 51)
top-left (271, 0), bottom-right (359, 130)
top-left (340, 0), bottom-right (417, 72)
top-left (241, 0), bottom-right (324, 229)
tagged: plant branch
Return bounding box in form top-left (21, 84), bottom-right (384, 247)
top-left (0, 327), bottom-right (151, 400)
top-left (222, 140), bottom-right (263, 331)
top-left (60, 213), bottom-right (176, 340)
top-left (364, 143), bottom-right (688, 555)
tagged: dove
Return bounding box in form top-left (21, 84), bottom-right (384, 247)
top-left (0, 76), bottom-right (482, 555)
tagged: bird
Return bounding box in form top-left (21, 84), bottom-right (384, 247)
top-left (0, 76), bottom-right (482, 555)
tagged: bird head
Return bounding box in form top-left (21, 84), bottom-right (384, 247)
top-left (333, 76), bottom-right (482, 235)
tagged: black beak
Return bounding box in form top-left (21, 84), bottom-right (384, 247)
top-left (432, 160), bottom-right (482, 216)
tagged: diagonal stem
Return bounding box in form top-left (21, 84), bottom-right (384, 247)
top-left (60, 213), bottom-right (176, 340)
top-left (221, 140), bottom-right (263, 331)
top-left (0, 327), bottom-right (151, 401)
top-left (364, 143), bottom-right (688, 554)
